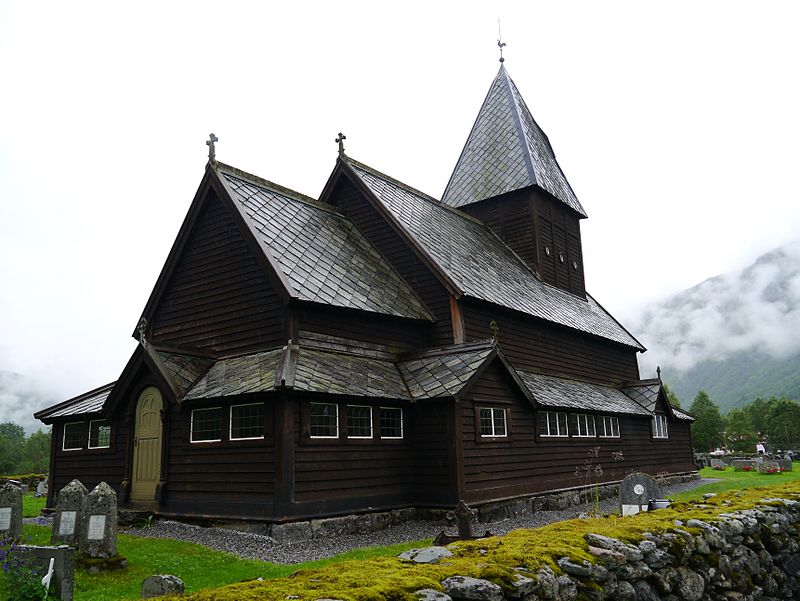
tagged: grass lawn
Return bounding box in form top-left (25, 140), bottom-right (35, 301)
top-left (22, 492), bottom-right (47, 518)
top-left (671, 462), bottom-right (800, 502)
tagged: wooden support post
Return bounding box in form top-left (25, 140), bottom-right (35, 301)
top-left (450, 295), bottom-right (465, 344)
top-left (274, 393), bottom-right (295, 518)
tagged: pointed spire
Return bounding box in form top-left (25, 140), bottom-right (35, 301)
top-left (442, 67), bottom-right (587, 217)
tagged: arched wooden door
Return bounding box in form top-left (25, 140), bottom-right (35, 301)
top-left (131, 386), bottom-right (163, 501)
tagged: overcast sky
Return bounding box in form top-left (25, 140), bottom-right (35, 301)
top-left (2, 1), bottom-right (799, 430)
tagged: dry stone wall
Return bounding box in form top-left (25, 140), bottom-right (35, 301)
top-left (397, 497), bottom-right (800, 601)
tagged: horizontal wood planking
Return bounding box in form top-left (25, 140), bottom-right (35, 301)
top-left (50, 420), bottom-right (129, 498)
top-left (330, 176), bottom-right (454, 347)
top-left (459, 367), bottom-right (695, 502)
top-left (410, 403), bottom-right (456, 504)
top-left (535, 192), bottom-right (585, 297)
top-left (462, 300), bottom-right (640, 384)
top-left (152, 192), bottom-right (285, 356)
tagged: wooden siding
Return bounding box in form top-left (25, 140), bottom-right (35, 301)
top-left (49, 419), bottom-right (129, 506)
top-left (535, 191), bottom-right (585, 297)
top-left (462, 301), bottom-right (640, 384)
top-left (460, 361), bottom-right (695, 503)
top-left (163, 397), bottom-right (276, 519)
top-left (410, 402), bottom-right (457, 506)
top-left (329, 176), bottom-right (454, 347)
top-left (151, 191), bottom-right (285, 356)
top-left (298, 304), bottom-right (425, 351)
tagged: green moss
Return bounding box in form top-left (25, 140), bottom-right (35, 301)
top-left (181, 481), bottom-right (800, 601)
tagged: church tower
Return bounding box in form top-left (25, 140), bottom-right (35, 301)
top-left (442, 65), bottom-right (587, 298)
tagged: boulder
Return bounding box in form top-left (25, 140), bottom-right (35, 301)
top-left (398, 546), bottom-right (454, 564)
top-left (441, 576), bottom-right (503, 601)
top-left (141, 574), bottom-right (185, 599)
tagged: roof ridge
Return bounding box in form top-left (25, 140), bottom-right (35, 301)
top-left (399, 339), bottom-right (494, 361)
top-left (346, 157), bottom-right (485, 226)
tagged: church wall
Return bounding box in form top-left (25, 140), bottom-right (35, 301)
top-left (536, 192), bottom-right (586, 297)
top-left (329, 176), bottom-right (455, 347)
top-left (151, 191), bottom-right (285, 357)
top-left (410, 401), bottom-right (458, 506)
top-left (461, 301), bottom-right (640, 385)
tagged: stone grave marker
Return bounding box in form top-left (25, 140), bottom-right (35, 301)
top-left (619, 472), bottom-right (661, 516)
top-left (79, 482), bottom-right (118, 558)
top-left (52, 479), bottom-right (88, 547)
top-left (20, 544), bottom-right (75, 601)
top-left (36, 478), bottom-right (48, 497)
top-left (710, 458), bottom-right (726, 469)
top-left (0, 482), bottom-right (23, 540)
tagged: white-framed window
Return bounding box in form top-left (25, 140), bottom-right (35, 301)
top-left (571, 413), bottom-right (596, 437)
top-left (88, 420), bottom-right (111, 449)
top-left (230, 403), bottom-right (264, 440)
top-left (598, 415), bottom-right (620, 438)
top-left (310, 402), bottom-right (338, 438)
top-left (479, 407), bottom-right (508, 437)
top-left (346, 405), bottom-right (373, 439)
top-left (191, 407), bottom-right (222, 442)
top-left (538, 411), bottom-right (568, 437)
top-left (63, 422), bottom-right (84, 451)
top-left (652, 414), bottom-right (668, 439)
top-left (379, 407), bottom-right (403, 439)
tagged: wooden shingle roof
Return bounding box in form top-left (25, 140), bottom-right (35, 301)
top-left (347, 160), bottom-right (643, 350)
top-left (34, 383), bottom-right (114, 420)
top-left (442, 65), bottom-right (586, 217)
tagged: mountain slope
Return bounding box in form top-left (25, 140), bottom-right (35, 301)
top-left (635, 241), bottom-right (800, 412)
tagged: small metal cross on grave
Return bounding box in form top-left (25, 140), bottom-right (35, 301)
top-left (206, 133), bottom-right (219, 163)
top-left (335, 132), bottom-right (346, 158)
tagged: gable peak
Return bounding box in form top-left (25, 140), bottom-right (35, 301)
top-left (442, 65), bottom-right (587, 218)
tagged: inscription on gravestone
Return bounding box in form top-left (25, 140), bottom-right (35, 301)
top-left (0, 482), bottom-right (22, 539)
top-left (53, 479), bottom-right (88, 547)
top-left (87, 515), bottom-right (106, 541)
top-left (619, 472), bottom-right (662, 516)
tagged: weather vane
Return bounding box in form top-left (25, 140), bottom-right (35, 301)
top-left (335, 132), bottom-right (346, 158)
top-left (206, 132), bottom-right (218, 163)
top-left (497, 19), bottom-right (506, 63)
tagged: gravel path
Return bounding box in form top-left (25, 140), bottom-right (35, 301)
top-left (104, 478), bottom-right (718, 565)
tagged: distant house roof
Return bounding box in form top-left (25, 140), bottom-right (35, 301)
top-left (34, 383), bottom-right (114, 420)
top-left (218, 166), bottom-right (433, 322)
top-left (348, 160), bottom-right (643, 350)
top-left (518, 371), bottom-right (652, 416)
top-left (441, 65), bottom-right (586, 217)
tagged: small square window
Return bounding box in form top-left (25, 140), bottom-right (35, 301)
top-left (347, 405), bottom-right (372, 438)
top-left (63, 422), bottom-right (84, 451)
top-left (88, 420), bottom-right (111, 448)
top-left (479, 407), bottom-right (507, 437)
top-left (191, 407), bottom-right (222, 442)
top-left (538, 411), bottom-right (568, 437)
top-left (599, 415), bottom-right (620, 438)
top-left (310, 403), bottom-right (338, 438)
top-left (379, 407), bottom-right (403, 439)
top-left (653, 414), bottom-right (668, 439)
top-left (230, 404), bottom-right (264, 440)
top-left (571, 414), bottom-right (596, 437)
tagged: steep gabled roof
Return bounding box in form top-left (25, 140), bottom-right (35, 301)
top-left (346, 159), bottom-right (643, 350)
top-left (442, 65), bottom-right (586, 216)
top-left (216, 165), bottom-right (433, 321)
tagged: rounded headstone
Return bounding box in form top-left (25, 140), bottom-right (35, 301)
top-left (619, 473), bottom-right (662, 516)
top-left (0, 482), bottom-right (23, 540)
top-left (53, 479), bottom-right (88, 546)
top-left (141, 574), bottom-right (185, 599)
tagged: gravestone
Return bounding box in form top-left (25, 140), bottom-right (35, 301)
top-left (79, 482), bottom-right (117, 558)
top-left (20, 545), bottom-right (75, 601)
top-left (52, 479), bottom-right (88, 547)
top-left (710, 458), bottom-right (726, 469)
top-left (141, 574), bottom-right (186, 598)
top-left (0, 482), bottom-right (23, 540)
top-left (619, 472), bottom-right (661, 516)
top-left (36, 479), bottom-right (48, 497)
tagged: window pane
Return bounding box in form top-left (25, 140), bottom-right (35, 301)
top-left (493, 409), bottom-right (507, 436)
top-left (586, 415), bottom-right (595, 436)
top-left (479, 408), bottom-right (493, 436)
top-left (537, 413), bottom-right (549, 436)
top-left (548, 412), bottom-right (557, 434)
top-left (557, 413), bottom-right (568, 435)
top-left (380, 408), bottom-right (403, 439)
top-left (569, 413), bottom-right (578, 434)
top-left (64, 423), bottom-right (83, 450)
top-left (612, 417), bottom-right (619, 437)
top-left (347, 405), bottom-right (372, 438)
top-left (231, 404), bottom-right (264, 439)
top-left (89, 421), bottom-right (111, 448)
top-left (191, 408), bottom-right (221, 442)
top-left (310, 403), bottom-right (338, 437)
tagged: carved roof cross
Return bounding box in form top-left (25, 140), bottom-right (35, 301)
top-left (206, 133), bottom-right (219, 162)
top-left (335, 132), bottom-right (346, 158)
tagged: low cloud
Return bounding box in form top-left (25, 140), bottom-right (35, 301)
top-left (0, 370), bottom-right (58, 434)
top-left (636, 240), bottom-right (800, 373)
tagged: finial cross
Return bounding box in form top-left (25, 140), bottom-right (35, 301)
top-left (206, 133), bottom-right (219, 162)
top-left (335, 132), bottom-right (346, 158)
top-left (489, 319), bottom-right (499, 341)
top-left (497, 19), bottom-right (506, 63)
top-left (137, 317), bottom-right (148, 349)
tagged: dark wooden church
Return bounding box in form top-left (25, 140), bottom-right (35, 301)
top-left (36, 65), bottom-right (695, 522)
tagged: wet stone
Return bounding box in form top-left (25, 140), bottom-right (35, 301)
top-left (79, 482), bottom-right (118, 558)
top-left (619, 472), bottom-right (662, 516)
top-left (141, 574), bottom-right (185, 599)
top-left (0, 481), bottom-right (23, 540)
top-left (53, 479), bottom-right (88, 547)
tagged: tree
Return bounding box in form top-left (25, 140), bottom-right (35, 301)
top-left (725, 408), bottom-right (757, 453)
top-left (0, 422), bottom-right (25, 474)
top-left (764, 398), bottom-right (800, 450)
top-left (689, 390), bottom-right (725, 452)
top-left (663, 383), bottom-right (682, 408)
top-left (21, 429), bottom-right (51, 473)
